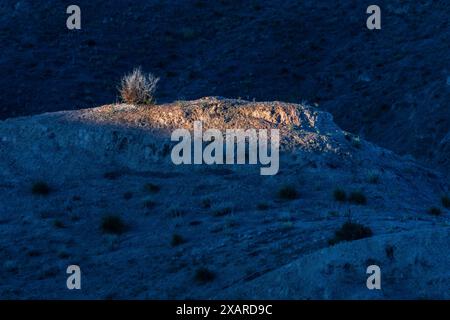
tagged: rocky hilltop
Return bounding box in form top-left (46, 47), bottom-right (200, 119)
top-left (0, 98), bottom-right (449, 299)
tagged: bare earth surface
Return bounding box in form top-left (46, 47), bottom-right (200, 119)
top-left (0, 98), bottom-right (449, 299)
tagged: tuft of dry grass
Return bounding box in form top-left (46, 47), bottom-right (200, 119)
top-left (144, 183), bottom-right (160, 194)
top-left (171, 234), bottom-right (186, 246)
top-left (32, 181), bottom-right (51, 196)
top-left (119, 67), bottom-right (159, 105)
top-left (428, 207), bottom-right (442, 216)
top-left (277, 184), bottom-right (298, 200)
top-left (329, 221), bottom-right (373, 245)
top-left (333, 188), bottom-right (347, 202)
top-left (101, 214), bottom-right (127, 235)
top-left (348, 191), bottom-right (367, 205)
top-left (194, 267), bottom-right (216, 284)
top-left (441, 195), bottom-right (450, 209)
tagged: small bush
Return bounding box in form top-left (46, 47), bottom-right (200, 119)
top-left (428, 207), bottom-right (442, 216)
top-left (58, 251), bottom-right (70, 260)
top-left (144, 183), bottom-right (160, 194)
top-left (385, 245), bottom-right (395, 260)
top-left (201, 198), bottom-right (212, 209)
top-left (328, 211), bottom-right (339, 217)
top-left (143, 198), bottom-right (157, 209)
top-left (257, 203), bottom-right (270, 211)
top-left (441, 195), bottom-right (450, 209)
top-left (329, 221), bottom-right (373, 245)
top-left (194, 267), bottom-right (216, 284)
top-left (367, 171), bottom-right (380, 184)
top-left (101, 215), bottom-right (127, 235)
top-left (352, 136), bottom-right (362, 149)
top-left (281, 221), bottom-right (294, 230)
top-left (32, 181), bottom-right (51, 196)
top-left (179, 27), bottom-right (196, 40)
top-left (224, 218), bottom-right (239, 228)
top-left (119, 67), bottom-right (159, 105)
top-left (53, 220), bottom-right (65, 229)
top-left (168, 207), bottom-right (186, 218)
top-left (103, 171), bottom-right (121, 180)
top-left (171, 234), bottom-right (186, 246)
top-left (277, 185), bottom-right (298, 200)
top-left (333, 188), bottom-right (347, 202)
top-left (348, 191), bottom-right (367, 205)
top-left (213, 206), bottom-right (232, 217)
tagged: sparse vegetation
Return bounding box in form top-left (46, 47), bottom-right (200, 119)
top-left (213, 206), bottom-right (233, 217)
top-left (329, 221), bottom-right (373, 245)
top-left (333, 188), bottom-right (347, 202)
top-left (367, 171), bottom-right (380, 184)
top-left (57, 251), bottom-right (70, 260)
top-left (27, 250), bottom-right (42, 257)
top-left (119, 67), bottom-right (159, 105)
top-left (257, 202), bottom-right (270, 211)
top-left (441, 195), bottom-right (450, 209)
top-left (201, 198), bottom-right (212, 209)
top-left (344, 132), bottom-right (352, 142)
top-left (281, 221), bottom-right (294, 230)
top-left (328, 211), bottom-right (339, 217)
top-left (70, 214), bottom-right (81, 222)
top-left (143, 197), bottom-right (156, 209)
top-left (3, 260), bottom-right (19, 274)
top-left (348, 191), bottom-right (367, 205)
top-left (428, 207), bottom-right (442, 216)
top-left (101, 214), bottom-right (127, 235)
top-left (160, 144), bottom-right (171, 157)
top-left (168, 207), bottom-right (186, 219)
top-left (385, 245), bottom-right (395, 260)
top-left (179, 27), bottom-right (196, 40)
top-left (53, 220), bottom-right (65, 229)
top-left (31, 181), bottom-right (51, 196)
top-left (103, 171), bottom-right (121, 180)
top-left (144, 183), bottom-right (160, 194)
top-left (224, 217), bottom-right (239, 228)
top-left (194, 267), bottom-right (216, 284)
top-left (332, 188), bottom-right (367, 205)
top-left (171, 234), bottom-right (186, 246)
top-left (277, 185), bottom-right (298, 200)
top-left (352, 139), bottom-right (361, 149)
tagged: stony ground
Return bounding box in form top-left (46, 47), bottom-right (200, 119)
top-left (0, 98), bottom-right (448, 299)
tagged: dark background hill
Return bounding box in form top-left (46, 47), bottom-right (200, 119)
top-left (1, 0), bottom-right (449, 168)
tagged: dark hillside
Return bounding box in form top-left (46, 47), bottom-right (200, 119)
top-left (1, 0), bottom-right (449, 168)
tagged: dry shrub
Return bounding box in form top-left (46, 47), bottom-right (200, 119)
top-left (119, 67), bottom-right (159, 105)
